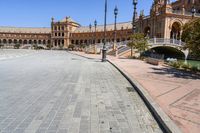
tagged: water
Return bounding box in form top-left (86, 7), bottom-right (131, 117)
top-left (178, 60), bottom-right (200, 70)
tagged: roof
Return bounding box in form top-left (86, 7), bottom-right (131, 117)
top-left (60, 17), bottom-right (76, 23)
top-left (0, 27), bottom-right (51, 34)
top-left (73, 21), bottom-right (132, 33)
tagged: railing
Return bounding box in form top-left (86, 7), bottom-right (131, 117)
top-left (148, 38), bottom-right (185, 46)
top-left (88, 38), bottom-right (185, 53)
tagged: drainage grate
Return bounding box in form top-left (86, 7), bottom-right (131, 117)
top-left (126, 87), bottom-right (135, 92)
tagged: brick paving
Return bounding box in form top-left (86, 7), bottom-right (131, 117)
top-left (71, 51), bottom-right (200, 133)
top-left (0, 50), bottom-right (162, 133)
top-left (0, 49), bottom-right (37, 60)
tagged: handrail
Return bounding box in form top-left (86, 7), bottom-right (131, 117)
top-left (92, 38), bottom-right (185, 51)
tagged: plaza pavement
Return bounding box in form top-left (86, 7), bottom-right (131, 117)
top-left (70, 51), bottom-right (200, 133)
top-left (0, 49), bottom-right (37, 60)
top-left (0, 50), bottom-right (162, 133)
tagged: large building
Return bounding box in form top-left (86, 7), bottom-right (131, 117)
top-left (0, 0), bottom-right (199, 49)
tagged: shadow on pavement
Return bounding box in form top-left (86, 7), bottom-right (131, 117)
top-left (150, 67), bottom-right (200, 80)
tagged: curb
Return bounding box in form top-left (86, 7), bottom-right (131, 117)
top-left (107, 59), bottom-right (182, 133)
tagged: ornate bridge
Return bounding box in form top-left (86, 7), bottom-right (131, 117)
top-left (148, 38), bottom-right (185, 48)
top-left (103, 38), bottom-right (189, 59)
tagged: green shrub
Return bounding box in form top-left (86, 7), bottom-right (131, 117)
top-left (68, 44), bottom-right (75, 50)
top-left (14, 44), bottom-right (20, 49)
top-left (191, 66), bottom-right (198, 72)
top-left (169, 61), bottom-right (181, 69)
top-left (181, 63), bottom-right (190, 70)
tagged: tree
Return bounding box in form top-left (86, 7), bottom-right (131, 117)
top-left (68, 44), bottom-right (75, 50)
top-left (14, 44), bottom-right (20, 49)
top-left (127, 33), bottom-right (148, 57)
top-left (182, 18), bottom-right (200, 59)
top-left (0, 44), bottom-right (3, 49)
top-left (46, 44), bottom-right (52, 49)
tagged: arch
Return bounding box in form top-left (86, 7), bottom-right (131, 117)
top-left (71, 40), bottom-right (75, 44)
top-left (38, 40), bottom-right (41, 44)
top-left (43, 40), bottom-right (46, 44)
top-left (14, 39), bottom-right (18, 44)
top-left (75, 40), bottom-right (79, 45)
top-left (80, 40), bottom-right (83, 44)
top-left (19, 40), bottom-right (22, 44)
top-left (8, 39), bottom-right (12, 44)
top-left (33, 40), bottom-right (37, 44)
top-left (170, 22), bottom-right (181, 40)
top-left (144, 26), bottom-right (150, 37)
top-left (24, 40), bottom-right (27, 44)
top-left (3, 39), bottom-right (7, 44)
top-left (58, 40), bottom-right (61, 45)
top-left (148, 46), bottom-right (185, 59)
top-left (84, 40), bottom-right (87, 44)
top-left (47, 40), bottom-right (51, 45)
top-left (29, 40), bottom-right (32, 44)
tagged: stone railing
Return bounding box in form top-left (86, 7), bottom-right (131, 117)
top-left (148, 38), bottom-right (185, 46)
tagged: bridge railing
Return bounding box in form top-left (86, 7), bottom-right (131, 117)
top-left (148, 38), bottom-right (185, 46)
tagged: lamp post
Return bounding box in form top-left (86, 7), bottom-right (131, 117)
top-left (94, 20), bottom-right (97, 44)
top-left (89, 24), bottom-right (92, 45)
top-left (94, 20), bottom-right (97, 54)
top-left (102, 0), bottom-right (107, 62)
top-left (114, 6), bottom-right (118, 50)
top-left (192, 5), bottom-right (196, 19)
top-left (132, 0), bottom-right (138, 33)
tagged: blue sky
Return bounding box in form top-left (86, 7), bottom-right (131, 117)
top-left (0, 0), bottom-right (153, 27)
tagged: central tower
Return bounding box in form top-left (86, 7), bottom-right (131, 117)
top-left (51, 17), bottom-right (80, 49)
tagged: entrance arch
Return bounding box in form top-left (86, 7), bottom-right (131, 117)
top-left (8, 39), bottom-right (12, 44)
top-left (24, 40), bottom-right (27, 44)
top-left (19, 40), bottom-right (22, 45)
top-left (14, 39), bottom-right (18, 44)
top-left (144, 26), bottom-right (150, 37)
top-left (3, 39), bottom-right (7, 44)
top-left (170, 22), bottom-right (181, 40)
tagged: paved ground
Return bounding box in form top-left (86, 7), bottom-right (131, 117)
top-left (71, 51), bottom-right (200, 133)
top-left (0, 49), bottom-right (36, 60)
top-left (0, 50), bottom-right (162, 133)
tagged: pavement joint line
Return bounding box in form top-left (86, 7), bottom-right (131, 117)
top-left (107, 59), bottom-right (182, 133)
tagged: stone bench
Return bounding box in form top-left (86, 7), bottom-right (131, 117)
top-left (146, 57), bottom-right (164, 65)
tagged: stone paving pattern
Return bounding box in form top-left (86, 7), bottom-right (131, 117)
top-left (0, 49), bottom-right (38, 61)
top-left (71, 51), bottom-right (200, 133)
top-left (0, 50), bottom-right (162, 133)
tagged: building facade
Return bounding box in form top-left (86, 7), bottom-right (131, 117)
top-left (0, 0), bottom-right (199, 49)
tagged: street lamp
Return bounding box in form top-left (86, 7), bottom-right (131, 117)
top-left (132, 0), bottom-right (138, 33)
top-left (94, 20), bottom-right (97, 44)
top-left (114, 6), bottom-right (118, 54)
top-left (102, 0), bottom-right (107, 62)
top-left (89, 23), bottom-right (92, 45)
top-left (192, 5), bottom-right (196, 19)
